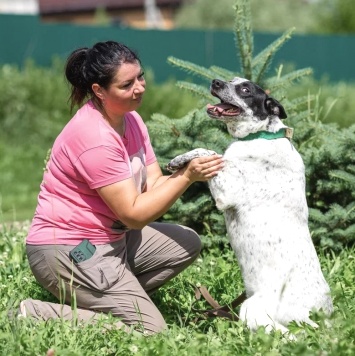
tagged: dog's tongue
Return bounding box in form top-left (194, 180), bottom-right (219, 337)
top-left (207, 103), bottom-right (233, 113)
top-left (207, 103), bottom-right (240, 116)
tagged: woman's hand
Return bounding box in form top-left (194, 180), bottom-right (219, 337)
top-left (182, 154), bottom-right (224, 182)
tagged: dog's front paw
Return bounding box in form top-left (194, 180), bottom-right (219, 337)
top-left (167, 148), bottom-right (217, 173)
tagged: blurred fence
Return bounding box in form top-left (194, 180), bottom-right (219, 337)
top-left (1, 14), bottom-right (355, 83)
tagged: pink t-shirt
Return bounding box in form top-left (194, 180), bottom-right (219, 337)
top-left (26, 100), bottom-right (156, 245)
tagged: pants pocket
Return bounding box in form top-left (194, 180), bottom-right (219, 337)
top-left (74, 251), bottom-right (120, 292)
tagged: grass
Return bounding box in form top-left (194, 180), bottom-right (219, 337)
top-left (0, 222), bottom-right (354, 355)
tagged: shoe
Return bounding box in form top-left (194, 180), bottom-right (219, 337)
top-left (18, 301), bottom-right (27, 318)
top-left (7, 301), bottom-right (27, 320)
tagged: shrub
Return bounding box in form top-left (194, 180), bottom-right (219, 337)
top-left (0, 63), bottom-right (196, 221)
top-left (148, 0), bottom-right (355, 250)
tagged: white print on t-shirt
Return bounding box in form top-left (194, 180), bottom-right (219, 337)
top-left (110, 148), bottom-right (147, 234)
top-left (130, 147), bottom-right (147, 193)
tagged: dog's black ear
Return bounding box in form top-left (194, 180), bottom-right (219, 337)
top-left (265, 98), bottom-right (287, 119)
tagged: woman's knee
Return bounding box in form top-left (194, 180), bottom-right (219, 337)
top-left (140, 315), bottom-right (167, 335)
top-left (184, 226), bottom-right (202, 260)
top-left (157, 222), bottom-right (202, 258)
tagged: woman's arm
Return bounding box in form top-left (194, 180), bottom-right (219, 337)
top-left (144, 161), bottom-right (173, 191)
top-left (97, 154), bottom-right (223, 230)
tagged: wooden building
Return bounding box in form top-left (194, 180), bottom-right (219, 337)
top-left (38, 0), bottom-right (184, 29)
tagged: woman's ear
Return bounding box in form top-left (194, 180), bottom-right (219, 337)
top-left (92, 83), bottom-right (104, 99)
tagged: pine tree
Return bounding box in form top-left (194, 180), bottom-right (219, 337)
top-left (147, 0), bottom-right (355, 250)
top-left (304, 124), bottom-right (355, 250)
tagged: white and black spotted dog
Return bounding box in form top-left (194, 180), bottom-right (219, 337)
top-left (167, 77), bottom-right (333, 335)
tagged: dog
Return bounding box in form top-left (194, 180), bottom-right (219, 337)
top-left (167, 77), bottom-right (333, 335)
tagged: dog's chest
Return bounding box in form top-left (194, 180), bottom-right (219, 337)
top-left (211, 139), bottom-right (313, 287)
top-left (209, 138), bottom-right (306, 212)
top-left (226, 138), bottom-right (302, 174)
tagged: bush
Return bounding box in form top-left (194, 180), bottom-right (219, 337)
top-left (0, 63), bottom-right (196, 221)
top-left (0, 60), bottom-right (70, 146)
top-left (148, 0), bottom-right (355, 251)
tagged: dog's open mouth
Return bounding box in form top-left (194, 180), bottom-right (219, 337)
top-left (207, 103), bottom-right (242, 118)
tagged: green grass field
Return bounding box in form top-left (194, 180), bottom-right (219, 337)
top-left (0, 222), bottom-right (354, 355)
top-left (1, 63), bottom-right (354, 354)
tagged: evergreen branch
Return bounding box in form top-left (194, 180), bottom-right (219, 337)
top-left (149, 113), bottom-right (171, 127)
top-left (327, 202), bottom-right (355, 231)
top-left (209, 65), bottom-right (237, 80)
top-left (309, 208), bottom-right (325, 223)
top-left (265, 68), bottom-right (313, 92)
top-left (288, 110), bottom-right (310, 121)
top-left (175, 81), bottom-right (212, 100)
top-left (253, 54), bottom-right (273, 84)
top-left (166, 194), bottom-right (215, 224)
top-left (252, 28), bottom-right (296, 83)
top-left (348, 165), bottom-right (355, 174)
top-left (148, 113), bottom-right (184, 138)
top-left (285, 95), bottom-right (316, 112)
top-left (233, 0), bottom-right (253, 79)
top-left (322, 97), bottom-right (339, 122)
top-left (329, 170), bottom-right (355, 186)
top-left (167, 56), bottom-right (217, 81)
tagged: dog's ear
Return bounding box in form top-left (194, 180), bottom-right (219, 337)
top-left (265, 98), bottom-right (287, 119)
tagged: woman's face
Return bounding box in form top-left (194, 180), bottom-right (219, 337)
top-left (99, 61), bottom-right (146, 118)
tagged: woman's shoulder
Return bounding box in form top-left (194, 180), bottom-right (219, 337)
top-left (74, 100), bottom-right (99, 122)
top-left (55, 101), bottom-right (119, 154)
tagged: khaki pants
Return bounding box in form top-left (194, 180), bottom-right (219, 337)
top-left (25, 222), bottom-right (201, 334)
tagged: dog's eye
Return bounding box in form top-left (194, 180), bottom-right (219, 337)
top-left (241, 87), bottom-right (250, 93)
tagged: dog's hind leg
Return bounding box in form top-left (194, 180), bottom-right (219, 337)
top-left (240, 294), bottom-right (291, 336)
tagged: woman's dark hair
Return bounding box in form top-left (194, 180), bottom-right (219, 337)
top-left (65, 41), bottom-right (141, 111)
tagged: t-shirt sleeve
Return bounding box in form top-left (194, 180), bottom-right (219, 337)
top-left (75, 145), bottom-right (132, 189)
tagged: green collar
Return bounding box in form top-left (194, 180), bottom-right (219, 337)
top-left (238, 128), bottom-right (294, 141)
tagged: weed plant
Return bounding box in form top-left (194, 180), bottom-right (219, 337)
top-left (0, 222), bottom-right (354, 355)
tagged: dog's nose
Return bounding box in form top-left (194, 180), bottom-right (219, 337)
top-left (212, 79), bottom-right (225, 89)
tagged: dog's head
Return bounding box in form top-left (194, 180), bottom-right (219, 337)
top-left (207, 77), bottom-right (287, 138)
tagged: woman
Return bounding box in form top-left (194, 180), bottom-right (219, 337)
top-left (21, 41), bottom-right (224, 334)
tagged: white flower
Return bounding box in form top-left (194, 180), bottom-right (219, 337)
top-left (175, 333), bottom-right (186, 341)
top-left (129, 345), bottom-right (138, 353)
